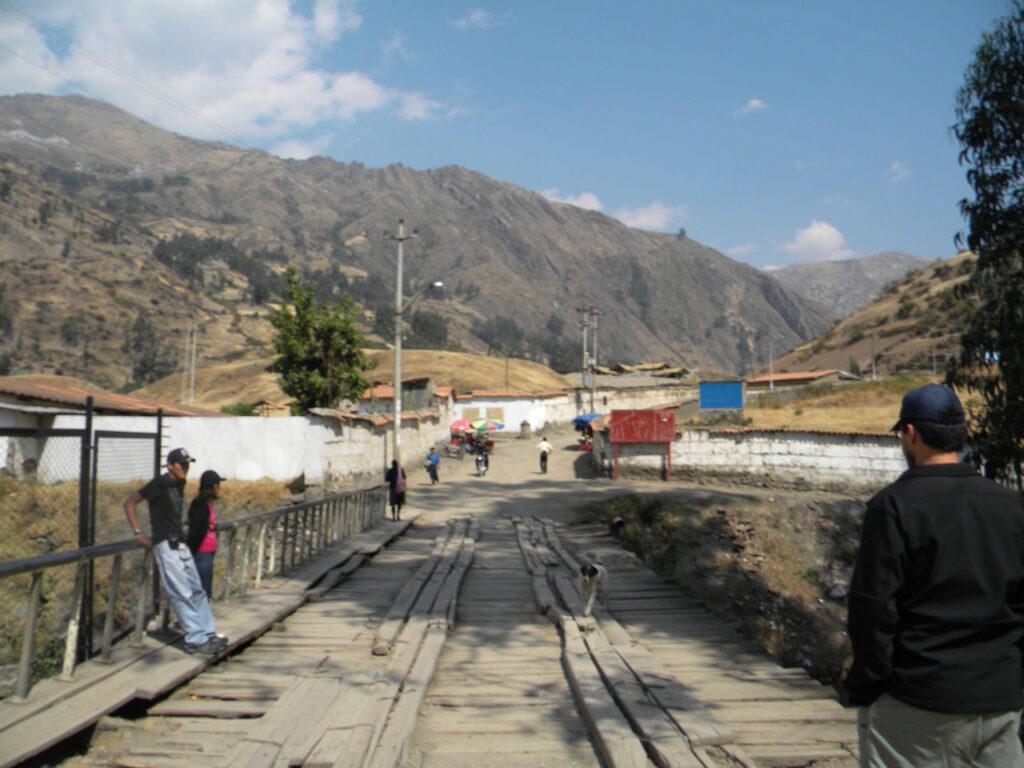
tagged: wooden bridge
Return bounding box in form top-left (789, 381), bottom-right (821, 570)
top-left (0, 437), bottom-right (857, 768)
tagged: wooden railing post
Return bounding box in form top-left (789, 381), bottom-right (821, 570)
top-left (255, 521), bottom-right (267, 589)
top-left (131, 549), bottom-right (151, 647)
top-left (59, 563), bottom-right (88, 680)
top-left (99, 554), bottom-right (122, 663)
top-left (12, 571), bottom-right (44, 702)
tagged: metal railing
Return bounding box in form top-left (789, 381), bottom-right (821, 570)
top-left (0, 484), bottom-right (386, 701)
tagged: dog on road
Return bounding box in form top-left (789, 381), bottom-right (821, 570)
top-left (578, 557), bottom-right (608, 617)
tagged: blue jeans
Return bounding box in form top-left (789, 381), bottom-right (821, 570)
top-left (153, 540), bottom-right (217, 646)
top-left (194, 551), bottom-right (215, 601)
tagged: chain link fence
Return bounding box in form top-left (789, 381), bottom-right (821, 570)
top-left (0, 415), bottom-right (160, 689)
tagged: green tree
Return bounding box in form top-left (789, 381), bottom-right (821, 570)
top-left (270, 267), bottom-right (375, 414)
top-left (948, 0), bottom-right (1024, 487)
top-left (122, 311), bottom-right (178, 388)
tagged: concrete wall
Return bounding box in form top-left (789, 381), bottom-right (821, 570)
top-left (2, 411), bottom-right (451, 488)
top-left (594, 427), bottom-right (905, 492)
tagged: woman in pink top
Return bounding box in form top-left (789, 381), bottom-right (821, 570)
top-left (187, 470), bottom-right (225, 600)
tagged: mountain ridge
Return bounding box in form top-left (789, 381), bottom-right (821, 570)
top-left (0, 93), bottom-right (837, 389)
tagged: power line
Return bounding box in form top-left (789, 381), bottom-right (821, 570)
top-left (0, 1), bottom-right (251, 148)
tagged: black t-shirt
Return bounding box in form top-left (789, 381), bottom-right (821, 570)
top-left (138, 473), bottom-right (186, 545)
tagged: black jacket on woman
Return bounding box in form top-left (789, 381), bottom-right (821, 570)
top-left (186, 492), bottom-right (215, 555)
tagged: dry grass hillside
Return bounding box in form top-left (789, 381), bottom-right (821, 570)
top-left (765, 250), bottom-right (976, 378)
top-left (742, 372), bottom-right (975, 433)
top-left (134, 350), bottom-right (576, 412)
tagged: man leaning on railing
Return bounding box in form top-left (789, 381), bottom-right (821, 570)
top-left (123, 447), bottom-right (227, 656)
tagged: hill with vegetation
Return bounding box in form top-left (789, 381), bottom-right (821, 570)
top-left (765, 250), bottom-right (976, 380)
top-left (768, 251), bottom-right (934, 317)
top-left (0, 93), bottom-right (835, 393)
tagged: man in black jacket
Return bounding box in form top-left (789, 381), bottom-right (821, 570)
top-left (844, 384), bottom-right (1024, 767)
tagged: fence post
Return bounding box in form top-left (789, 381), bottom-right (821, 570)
top-left (99, 554), bottom-right (123, 663)
top-left (12, 571), bottom-right (44, 701)
top-left (78, 396), bottom-right (94, 660)
top-left (59, 563), bottom-right (88, 680)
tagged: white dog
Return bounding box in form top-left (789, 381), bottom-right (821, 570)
top-left (578, 558), bottom-right (609, 617)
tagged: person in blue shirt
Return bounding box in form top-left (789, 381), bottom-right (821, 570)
top-left (425, 447), bottom-right (440, 485)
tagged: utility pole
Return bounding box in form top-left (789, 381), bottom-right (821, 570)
top-left (181, 324), bottom-right (191, 403)
top-left (385, 219), bottom-right (418, 469)
top-left (190, 325), bottom-right (198, 405)
top-left (588, 307), bottom-right (601, 411)
top-left (577, 305), bottom-right (601, 411)
top-left (768, 335), bottom-right (774, 392)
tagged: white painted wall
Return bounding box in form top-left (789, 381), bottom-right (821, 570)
top-left (594, 427), bottom-right (905, 490)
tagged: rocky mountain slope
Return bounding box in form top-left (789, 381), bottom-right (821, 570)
top-left (768, 251), bottom-right (934, 317)
top-left (766, 250), bottom-right (975, 378)
top-left (0, 93), bottom-right (835, 390)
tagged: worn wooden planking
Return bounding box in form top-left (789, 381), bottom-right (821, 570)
top-left (365, 624), bottom-right (448, 768)
top-left (584, 632), bottom-right (705, 768)
top-left (707, 698), bottom-right (852, 724)
top-left (0, 656), bottom-right (141, 768)
top-left (560, 618), bottom-right (653, 768)
top-left (147, 698), bottom-right (268, 718)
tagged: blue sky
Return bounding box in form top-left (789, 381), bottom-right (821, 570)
top-left (0, 1), bottom-right (1010, 268)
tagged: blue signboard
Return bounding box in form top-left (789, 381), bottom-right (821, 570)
top-left (699, 381), bottom-right (744, 411)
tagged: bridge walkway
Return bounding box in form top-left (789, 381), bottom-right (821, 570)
top-left (10, 433), bottom-right (857, 768)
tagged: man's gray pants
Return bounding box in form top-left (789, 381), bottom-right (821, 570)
top-left (858, 693), bottom-right (1024, 768)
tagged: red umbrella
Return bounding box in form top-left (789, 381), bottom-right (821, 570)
top-left (450, 419), bottom-right (473, 432)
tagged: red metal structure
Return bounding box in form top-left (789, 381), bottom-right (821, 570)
top-left (608, 409), bottom-right (675, 480)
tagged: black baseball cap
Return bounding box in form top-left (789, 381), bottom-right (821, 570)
top-left (167, 447), bottom-right (195, 465)
top-left (892, 384), bottom-right (965, 432)
top-left (199, 470), bottom-right (226, 489)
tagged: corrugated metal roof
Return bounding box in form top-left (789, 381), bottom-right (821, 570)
top-left (0, 376), bottom-right (222, 417)
top-left (455, 389), bottom-right (568, 400)
top-left (745, 369), bottom-right (840, 384)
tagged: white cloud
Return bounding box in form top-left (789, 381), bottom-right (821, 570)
top-left (380, 33), bottom-right (413, 64)
top-left (889, 160), bottom-right (911, 183)
top-left (0, 0), bottom-right (444, 147)
top-left (270, 136), bottom-right (332, 160)
top-left (613, 201), bottom-right (687, 230)
top-left (775, 220), bottom-right (854, 262)
top-left (449, 9), bottom-right (508, 30)
top-left (726, 242), bottom-right (757, 257)
top-left (736, 98), bottom-right (770, 116)
top-left (541, 188), bottom-right (604, 211)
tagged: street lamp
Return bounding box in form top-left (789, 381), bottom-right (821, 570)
top-left (385, 219), bottom-right (442, 469)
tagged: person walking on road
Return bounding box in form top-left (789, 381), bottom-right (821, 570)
top-left (123, 448), bottom-right (226, 656)
top-left (537, 436), bottom-right (553, 474)
top-left (186, 469), bottom-right (225, 601)
top-left (385, 460), bottom-right (406, 520)
top-left (426, 447), bottom-right (440, 485)
top-left (843, 384), bottom-right (1024, 768)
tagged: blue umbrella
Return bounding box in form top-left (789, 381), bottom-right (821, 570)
top-left (572, 412), bottom-right (602, 426)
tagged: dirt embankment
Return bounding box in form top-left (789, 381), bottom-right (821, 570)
top-left (586, 488), bottom-right (867, 684)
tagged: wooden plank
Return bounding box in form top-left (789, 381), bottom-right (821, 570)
top-left (371, 535), bottom-right (447, 655)
top-left (560, 618), bottom-right (651, 768)
top-left (365, 624), bottom-right (448, 768)
top-left (585, 632), bottom-right (704, 768)
top-left (147, 698), bottom-right (268, 718)
top-left (289, 670), bottom-right (375, 768)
